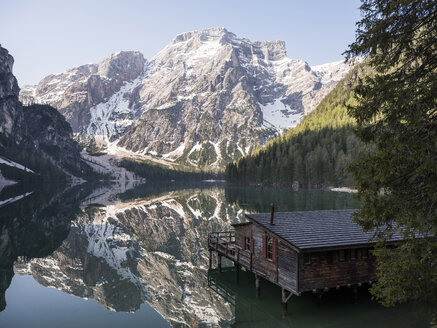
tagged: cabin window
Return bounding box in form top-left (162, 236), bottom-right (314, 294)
top-left (245, 237), bottom-right (251, 251)
top-left (304, 254), bottom-right (311, 265)
top-left (362, 247), bottom-right (368, 259)
top-left (320, 252), bottom-right (327, 263)
top-left (262, 234), bottom-right (276, 262)
top-left (339, 249), bottom-right (345, 261)
top-left (266, 236), bottom-right (273, 260)
top-left (351, 248), bottom-right (357, 260)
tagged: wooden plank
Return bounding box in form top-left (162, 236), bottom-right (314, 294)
top-left (298, 250), bottom-right (377, 292)
top-left (222, 226), bottom-right (301, 294)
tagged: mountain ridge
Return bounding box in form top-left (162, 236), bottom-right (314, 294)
top-left (20, 28), bottom-right (360, 169)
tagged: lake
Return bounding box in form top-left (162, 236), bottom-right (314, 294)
top-left (0, 182), bottom-right (430, 327)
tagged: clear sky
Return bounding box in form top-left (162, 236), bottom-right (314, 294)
top-left (0, 0), bottom-right (362, 86)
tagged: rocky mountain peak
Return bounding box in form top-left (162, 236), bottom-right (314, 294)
top-left (97, 51), bottom-right (146, 80)
top-left (0, 44), bottom-right (22, 138)
top-left (20, 29), bottom-right (359, 169)
top-left (0, 45), bottom-right (20, 99)
top-left (171, 27), bottom-right (234, 45)
top-left (252, 40), bottom-right (287, 62)
top-left (167, 28), bottom-right (288, 63)
top-left (20, 50), bottom-right (147, 132)
top-left (0, 45), bottom-right (14, 72)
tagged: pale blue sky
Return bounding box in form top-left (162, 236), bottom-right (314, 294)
top-left (0, 0), bottom-right (362, 86)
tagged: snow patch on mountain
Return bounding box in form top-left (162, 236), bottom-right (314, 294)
top-left (162, 143), bottom-right (185, 161)
top-left (311, 58), bottom-right (363, 84)
top-left (161, 199), bottom-right (185, 219)
top-left (86, 72), bottom-right (147, 139)
top-left (261, 98), bottom-right (304, 130)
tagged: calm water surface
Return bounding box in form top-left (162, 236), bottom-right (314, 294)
top-left (0, 182), bottom-right (430, 327)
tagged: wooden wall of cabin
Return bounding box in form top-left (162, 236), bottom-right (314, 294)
top-left (298, 248), bottom-right (377, 292)
top-left (234, 225), bottom-right (253, 251)
top-left (251, 226), bottom-right (277, 283)
top-left (234, 224), bottom-right (298, 293)
top-left (277, 242), bottom-right (298, 293)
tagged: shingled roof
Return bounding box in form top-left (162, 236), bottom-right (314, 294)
top-left (245, 209), bottom-right (402, 251)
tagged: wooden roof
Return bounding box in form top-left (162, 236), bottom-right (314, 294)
top-left (245, 209), bottom-right (403, 251)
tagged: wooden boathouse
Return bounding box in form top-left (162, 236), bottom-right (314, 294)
top-left (208, 208), bottom-right (401, 311)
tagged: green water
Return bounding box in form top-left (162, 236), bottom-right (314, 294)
top-left (0, 182), bottom-right (430, 327)
top-left (209, 269), bottom-right (428, 328)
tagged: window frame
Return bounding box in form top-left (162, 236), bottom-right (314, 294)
top-left (266, 235), bottom-right (273, 260)
top-left (245, 236), bottom-right (251, 251)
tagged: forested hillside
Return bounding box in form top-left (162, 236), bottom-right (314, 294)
top-left (225, 63), bottom-right (372, 187)
top-left (119, 158), bottom-right (220, 182)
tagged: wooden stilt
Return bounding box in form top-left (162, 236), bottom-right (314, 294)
top-left (255, 275), bottom-right (260, 299)
top-left (282, 300), bottom-right (288, 315)
top-left (235, 263), bottom-right (240, 284)
top-left (281, 288), bottom-right (292, 315)
top-left (218, 255), bottom-right (222, 273)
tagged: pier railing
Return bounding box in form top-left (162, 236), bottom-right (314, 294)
top-left (208, 231), bottom-right (253, 271)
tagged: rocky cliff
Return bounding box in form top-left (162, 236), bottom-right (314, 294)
top-left (22, 104), bottom-right (92, 177)
top-left (21, 28), bottom-right (359, 168)
top-left (0, 46), bottom-right (23, 140)
top-left (0, 45), bottom-right (93, 179)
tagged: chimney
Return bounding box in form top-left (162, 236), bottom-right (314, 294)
top-left (270, 203), bottom-right (275, 225)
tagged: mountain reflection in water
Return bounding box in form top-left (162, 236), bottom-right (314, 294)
top-left (0, 182), bottom-right (429, 327)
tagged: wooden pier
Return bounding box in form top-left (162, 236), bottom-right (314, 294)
top-left (208, 231), bottom-right (252, 273)
top-left (208, 230), bottom-right (294, 308)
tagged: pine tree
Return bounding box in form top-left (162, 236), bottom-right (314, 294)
top-left (345, 0), bottom-right (437, 310)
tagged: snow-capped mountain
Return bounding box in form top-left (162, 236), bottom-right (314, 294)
top-left (20, 51), bottom-right (146, 134)
top-left (20, 28), bottom-right (359, 168)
